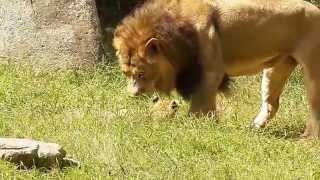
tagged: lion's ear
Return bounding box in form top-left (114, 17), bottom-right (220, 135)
top-left (112, 29), bottom-right (121, 50)
top-left (144, 38), bottom-right (160, 58)
top-left (113, 27), bottom-right (120, 38)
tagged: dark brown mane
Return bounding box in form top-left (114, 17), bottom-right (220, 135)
top-left (115, 1), bottom-right (177, 44)
top-left (114, 0), bottom-right (230, 99)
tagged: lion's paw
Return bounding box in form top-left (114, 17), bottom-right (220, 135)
top-left (150, 96), bottom-right (179, 118)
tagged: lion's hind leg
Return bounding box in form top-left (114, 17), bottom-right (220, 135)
top-left (300, 62), bottom-right (320, 139)
top-left (252, 56), bottom-right (297, 128)
top-left (291, 23), bottom-right (320, 139)
top-left (296, 50), bottom-right (320, 139)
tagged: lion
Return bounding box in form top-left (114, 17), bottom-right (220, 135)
top-left (113, 0), bottom-right (320, 139)
top-left (150, 96), bottom-right (179, 118)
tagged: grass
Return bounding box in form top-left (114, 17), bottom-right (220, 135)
top-left (1, 58), bottom-right (320, 179)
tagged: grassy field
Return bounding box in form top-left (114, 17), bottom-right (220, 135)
top-left (1, 57), bottom-right (320, 179)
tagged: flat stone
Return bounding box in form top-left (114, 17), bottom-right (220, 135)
top-left (36, 141), bottom-right (66, 168)
top-left (0, 138), bottom-right (39, 168)
top-left (0, 138), bottom-right (77, 169)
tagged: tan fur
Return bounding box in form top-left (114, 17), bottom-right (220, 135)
top-left (151, 97), bottom-right (179, 118)
top-left (113, 0), bottom-right (320, 139)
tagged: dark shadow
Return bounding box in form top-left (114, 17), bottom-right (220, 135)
top-left (95, 0), bottom-right (142, 53)
top-left (251, 124), bottom-right (305, 140)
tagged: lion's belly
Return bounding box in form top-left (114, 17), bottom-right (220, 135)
top-left (224, 55), bottom-right (281, 76)
top-left (220, 26), bottom-right (298, 76)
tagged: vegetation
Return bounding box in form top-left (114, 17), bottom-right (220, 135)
top-left (1, 56), bottom-right (320, 179)
top-left (310, 0), bottom-right (320, 4)
top-left (0, 0), bottom-right (319, 179)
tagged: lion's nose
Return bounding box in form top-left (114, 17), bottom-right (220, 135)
top-left (129, 87), bottom-right (145, 96)
top-left (132, 90), bottom-right (141, 96)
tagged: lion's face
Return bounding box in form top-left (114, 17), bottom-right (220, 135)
top-left (114, 37), bottom-right (176, 96)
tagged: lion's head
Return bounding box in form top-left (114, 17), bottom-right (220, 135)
top-left (113, 35), bottom-right (176, 96)
top-left (113, 1), bottom-right (200, 97)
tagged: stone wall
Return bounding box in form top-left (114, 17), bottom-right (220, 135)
top-left (0, 0), bottom-right (102, 69)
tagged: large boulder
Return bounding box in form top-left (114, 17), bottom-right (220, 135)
top-left (0, 0), bottom-right (102, 69)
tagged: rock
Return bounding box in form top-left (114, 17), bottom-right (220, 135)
top-left (61, 157), bottom-right (80, 167)
top-left (35, 141), bottom-right (66, 168)
top-left (0, 139), bottom-right (39, 168)
top-left (0, 0), bottom-right (102, 69)
top-left (0, 138), bottom-right (78, 169)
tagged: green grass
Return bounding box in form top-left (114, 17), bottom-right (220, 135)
top-left (1, 59), bottom-right (320, 179)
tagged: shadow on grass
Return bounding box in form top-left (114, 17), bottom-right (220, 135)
top-left (253, 124), bottom-right (305, 140)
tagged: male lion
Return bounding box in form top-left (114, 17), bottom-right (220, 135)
top-left (113, 0), bottom-right (320, 139)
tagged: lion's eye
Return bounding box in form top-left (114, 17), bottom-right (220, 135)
top-left (137, 72), bottom-right (145, 79)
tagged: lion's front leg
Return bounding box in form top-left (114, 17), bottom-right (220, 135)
top-left (189, 91), bottom-right (216, 116)
top-left (189, 25), bottom-right (224, 117)
top-left (189, 71), bottom-right (223, 116)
